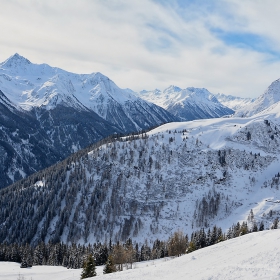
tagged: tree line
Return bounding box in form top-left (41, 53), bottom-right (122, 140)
top-left (0, 218), bottom-right (278, 274)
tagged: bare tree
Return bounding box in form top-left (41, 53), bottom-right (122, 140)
top-left (113, 242), bottom-right (126, 271)
top-left (125, 242), bottom-right (136, 269)
top-left (168, 230), bottom-right (187, 257)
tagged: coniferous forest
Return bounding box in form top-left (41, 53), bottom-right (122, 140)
top-left (0, 218), bottom-right (277, 271)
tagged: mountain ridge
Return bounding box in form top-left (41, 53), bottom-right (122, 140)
top-left (0, 54), bottom-right (178, 131)
top-left (139, 86), bottom-right (234, 121)
top-left (215, 93), bottom-right (255, 111)
top-left (235, 78), bottom-right (280, 117)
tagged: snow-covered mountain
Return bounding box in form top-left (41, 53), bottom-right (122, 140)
top-left (215, 93), bottom-right (255, 111)
top-left (77, 72), bottom-right (178, 131)
top-left (0, 54), bottom-right (177, 188)
top-left (139, 86), bottom-right (234, 121)
top-left (0, 53), bottom-right (178, 131)
top-left (0, 53), bottom-right (84, 110)
top-left (0, 88), bottom-right (121, 189)
top-left (235, 78), bottom-right (280, 117)
top-left (1, 102), bottom-right (280, 245)
top-left (1, 54), bottom-right (280, 245)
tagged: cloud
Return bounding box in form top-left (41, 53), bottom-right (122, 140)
top-left (0, 0), bottom-right (280, 98)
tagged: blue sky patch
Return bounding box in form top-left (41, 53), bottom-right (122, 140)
top-left (211, 28), bottom-right (280, 60)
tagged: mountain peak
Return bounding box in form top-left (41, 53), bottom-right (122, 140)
top-left (264, 78), bottom-right (280, 97)
top-left (256, 77), bottom-right (280, 109)
top-left (163, 85), bottom-right (181, 94)
top-left (187, 87), bottom-right (210, 95)
top-left (92, 71), bottom-right (107, 79)
top-left (1, 53), bottom-right (31, 68)
top-left (235, 77), bottom-right (280, 117)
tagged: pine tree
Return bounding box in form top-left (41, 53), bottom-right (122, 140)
top-left (20, 244), bottom-right (32, 268)
top-left (20, 256), bottom-right (29, 268)
top-left (259, 221), bottom-right (264, 231)
top-left (81, 254), bottom-right (96, 279)
top-left (103, 255), bottom-right (117, 274)
top-left (239, 222), bottom-right (249, 236)
top-left (187, 241), bottom-right (196, 253)
top-left (33, 243), bottom-right (44, 265)
top-left (272, 217), bottom-right (279, 229)
top-left (252, 222), bottom-right (258, 232)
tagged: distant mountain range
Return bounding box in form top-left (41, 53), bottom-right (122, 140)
top-left (0, 53), bottom-right (177, 131)
top-left (0, 88), bottom-right (121, 188)
top-left (215, 93), bottom-right (255, 111)
top-left (138, 86), bottom-right (234, 120)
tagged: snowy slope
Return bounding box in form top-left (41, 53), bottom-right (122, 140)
top-left (215, 93), bottom-right (255, 111)
top-left (1, 104), bottom-right (280, 245)
top-left (94, 229), bottom-right (280, 280)
top-left (0, 54), bottom-right (177, 132)
top-left (235, 78), bottom-right (280, 117)
top-left (0, 90), bottom-right (19, 112)
top-left (1, 229), bottom-right (280, 280)
top-left (139, 86), bottom-right (234, 120)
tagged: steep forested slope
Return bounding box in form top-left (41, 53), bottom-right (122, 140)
top-left (1, 109), bottom-right (280, 245)
top-left (0, 89), bottom-right (121, 189)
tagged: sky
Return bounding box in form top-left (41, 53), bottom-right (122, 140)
top-left (1, 0), bottom-right (280, 98)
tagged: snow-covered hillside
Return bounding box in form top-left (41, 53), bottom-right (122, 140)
top-left (94, 229), bottom-right (280, 280)
top-left (235, 78), bottom-right (280, 117)
top-left (139, 86), bottom-right (234, 120)
top-left (215, 93), bottom-right (255, 111)
top-left (1, 229), bottom-right (280, 280)
top-left (1, 103), bottom-right (280, 245)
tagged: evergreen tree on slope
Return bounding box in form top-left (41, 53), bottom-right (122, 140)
top-left (81, 254), bottom-right (96, 279)
top-left (103, 255), bottom-right (117, 274)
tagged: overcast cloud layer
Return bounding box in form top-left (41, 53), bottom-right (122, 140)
top-left (1, 0), bottom-right (280, 97)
